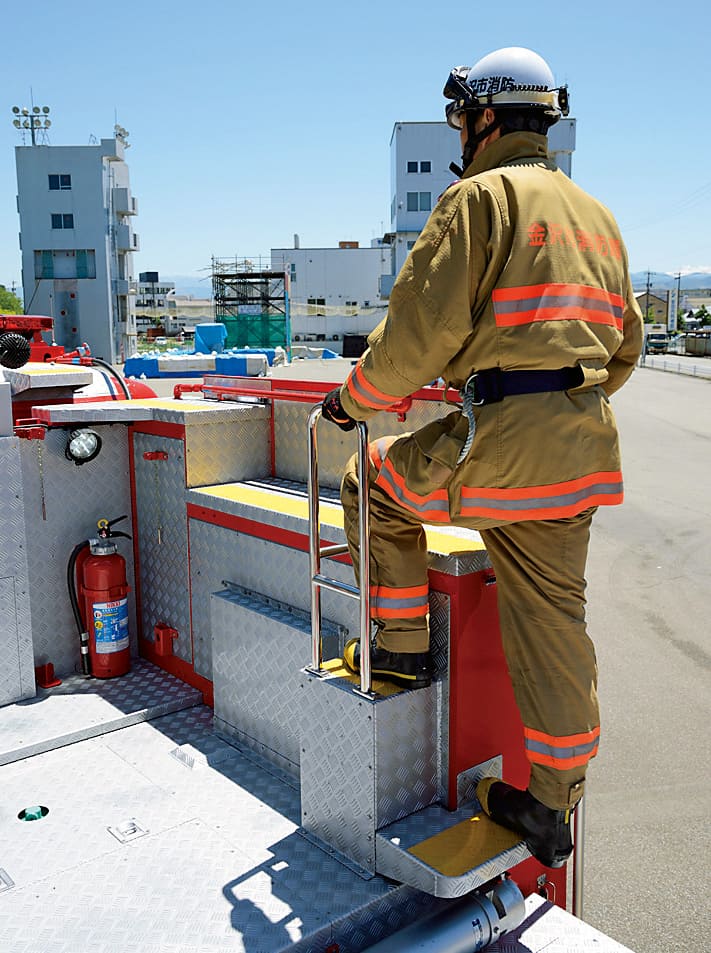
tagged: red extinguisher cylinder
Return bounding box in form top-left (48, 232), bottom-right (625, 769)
top-left (79, 549), bottom-right (131, 678)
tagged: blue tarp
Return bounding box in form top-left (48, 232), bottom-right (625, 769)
top-left (194, 323), bottom-right (228, 354)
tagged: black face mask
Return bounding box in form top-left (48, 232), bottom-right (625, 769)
top-left (449, 111), bottom-right (501, 177)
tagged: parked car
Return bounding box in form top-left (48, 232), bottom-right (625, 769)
top-left (155, 336), bottom-right (168, 346)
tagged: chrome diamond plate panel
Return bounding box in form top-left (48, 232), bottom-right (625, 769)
top-left (457, 755), bottom-right (503, 807)
top-left (211, 588), bottom-right (329, 776)
top-left (0, 659), bottom-right (201, 765)
top-left (18, 427), bottom-right (137, 677)
top-left (189, 517), bottom-right (356, 679)
top-left (299, 670), bottom-right (378, 872)
top-left (151, 401), bottom-right (269, 425)
top-left (0, 437), bottom-right (34, 705)
top-left (1, 682), bottom-right (451, 953)
top-left (375, 800), bottom-right (530, 898)
top-left (429, 590), bottom-right (450, 799)
top-left (133, 432), bottom-right (192, 661)
top-left (274, 398), bottom-right (452, 488)
top-left (183, 416), bottom-right (270, 488)
top-left (299, 671), bottom-right (441, 874)
top-left (375, 683), bottom-right (440, 828)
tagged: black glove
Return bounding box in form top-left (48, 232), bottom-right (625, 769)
top-left (321, 387), bottom-right (356, 431)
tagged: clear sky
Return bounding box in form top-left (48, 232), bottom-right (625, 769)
top-left (1, 0), bottom-right (709, 295)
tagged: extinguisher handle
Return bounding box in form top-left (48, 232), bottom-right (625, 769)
top-left (111, 531), bottom-right (133, 541)
top-left (107, 514), bottom-right (129, 529)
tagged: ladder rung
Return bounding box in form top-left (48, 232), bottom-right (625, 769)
top-left (313, 573), bottom-right (360, 599)
top-left (320, 543), bottom-right (349, 558)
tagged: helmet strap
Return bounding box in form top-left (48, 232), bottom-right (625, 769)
top-left (449, 111), bottom-right (500, 177)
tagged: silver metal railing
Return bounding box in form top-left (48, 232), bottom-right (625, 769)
top-left (307, 406), bottom-right (372, 694)
top-left (573, 795), bottom-right (586, 919)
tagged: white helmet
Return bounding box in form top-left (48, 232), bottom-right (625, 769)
top-left (444, 47), bottom-right (569, 130)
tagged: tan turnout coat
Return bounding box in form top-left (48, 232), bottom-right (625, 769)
top-left (339, 132), bottom-right (643, 526)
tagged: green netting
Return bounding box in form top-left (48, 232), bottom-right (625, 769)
top-left (217, 314), bottom-right (288, 349)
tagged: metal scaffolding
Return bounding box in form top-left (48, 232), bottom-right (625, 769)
top-left (212, 257), bottom-right (290, 349)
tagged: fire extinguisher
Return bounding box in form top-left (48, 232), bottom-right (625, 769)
top-left (68, 516), bottom-right (132, 678)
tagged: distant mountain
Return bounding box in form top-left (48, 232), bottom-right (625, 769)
top-left (630, 271), bottom-right (711, 291)
top-left (162, 274), bottom-right (213, 299)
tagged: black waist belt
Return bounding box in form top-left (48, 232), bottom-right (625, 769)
top-left (462, 366), bottom-right (584, 406)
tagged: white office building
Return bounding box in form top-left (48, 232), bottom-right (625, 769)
top-left (271, 242), bottom-right (390, 344)
top-left (15, 133), bottom-right (139, 363)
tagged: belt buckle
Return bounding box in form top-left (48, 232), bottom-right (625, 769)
top-left (463, 373), bottom-right (485, 406)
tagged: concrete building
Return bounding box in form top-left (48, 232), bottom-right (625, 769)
top-left (136, 271), bottom-right (175, 310)
top-left (635, 291), bottom-right (668, 323)
top-left (271, 242), bottom-right (389, 345)
top-left (15, 131), bottom-right (139, 362)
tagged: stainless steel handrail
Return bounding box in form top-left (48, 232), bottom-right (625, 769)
top-left (573, 795), bottom-right (585, 919)
top-left (307, 407), bottom-right (372, 693)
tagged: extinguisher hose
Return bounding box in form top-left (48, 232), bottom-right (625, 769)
top-left (90, 357), bottom-right (131, 401)
top-left (68, 541), bottom-right (92, 675)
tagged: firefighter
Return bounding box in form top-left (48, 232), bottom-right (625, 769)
top-left (321, 46), bottom-right (643, 868)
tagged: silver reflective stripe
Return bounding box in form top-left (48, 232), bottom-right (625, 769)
top-left (462, 479), bottom-right (622, 513)
top-left (376, 464), bottom-right (450, 516)
top-left (347, 370), bottom-right (396, 408)
top-left (372, 594), bottom-right (428, 612)
top-left (526, 737), bottom-right (599, 760)
top-left (494, 293), bottom-right (623, 318)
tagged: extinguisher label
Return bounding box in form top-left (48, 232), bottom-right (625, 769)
top-left (93, 599), bottom-right (129, 654)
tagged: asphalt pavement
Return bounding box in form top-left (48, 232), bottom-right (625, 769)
top-left (582, 365), bottom-right (710, 952)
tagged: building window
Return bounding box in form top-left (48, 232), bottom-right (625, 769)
top-left (407, 161), bottom-right (418, 173)
top-left (307, 297), bottom-right (326, 316)
top-left (407, 192), bottom-right (431, 212)
top-left (49, 173), bottom-right (72, 190)
top-left (420, 161), bottom-right (431, 173)
top-left (34, 249), bottom-right (96, 279)
top-left (51, 213), bottom-right (74, 229)
top-left (407, 241), bottom-right (416, 250)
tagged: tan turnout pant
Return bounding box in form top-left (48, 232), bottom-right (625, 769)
top-left (341, 440), bottom-right (599, 811)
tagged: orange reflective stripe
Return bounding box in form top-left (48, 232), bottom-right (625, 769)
top-left (524, 726), bottom-right (600, 770)
top-left (527, 748), bottom-right (599, 770)
top-left (525, 726), bottom-right (600, 747)
top-left (493, 283), bottom-right (624, 306)
top-left (370, 582), bottom-right (429, 619)
top-left (371, 583), bottom-right (430, 598)
top-left (375, 457), bottom-right (451, 522)
top-left (492, 283), bottom-right (624, 331)
top-left (459, 471), bottom-right (623, 519)
top-left (345, 364), bottom-right (401, 410)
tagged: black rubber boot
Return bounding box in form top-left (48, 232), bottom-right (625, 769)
top-left (342, 637), bottom-right (432, 689)
top-left (477, 778), bottom-right (574, 869)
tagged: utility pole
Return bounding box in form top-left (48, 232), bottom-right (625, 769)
top-left (645, 270), bottom-right (657, 322)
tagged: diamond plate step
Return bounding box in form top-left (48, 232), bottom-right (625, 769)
top-left (375, 799), bottom-right (530, 898)
top-left (0, 659), bottom-right (202, 765)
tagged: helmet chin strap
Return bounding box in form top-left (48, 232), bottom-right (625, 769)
top-left (449, 111), bottom-right (500, 177)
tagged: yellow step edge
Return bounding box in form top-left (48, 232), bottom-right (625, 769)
top-left (407, 813), bottom-right (521, 877)
top-left (197, 483), bottom-right (486, 557)
top-left (320, 656), bottom-right (404, 697)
